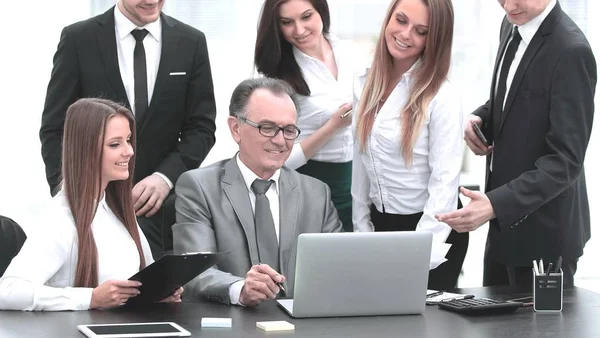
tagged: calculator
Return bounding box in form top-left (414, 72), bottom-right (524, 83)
top-left (438, 297), bottom-right (523, 315)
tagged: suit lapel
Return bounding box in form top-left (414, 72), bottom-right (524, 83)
top-left (96, 7), bottom-right (130, 109)
top-left (278, 167), bottom-right (299, 278)
top-left (497, 3), bottom-right (562, 136)
top-left (492, 21), bottom-right (512, 136)
top-left (222, 157), bottom-right (261, 265)
top-left (497, 39), bottom-right (544, 135)
top-left (138, 14), bottom-right (181, 132)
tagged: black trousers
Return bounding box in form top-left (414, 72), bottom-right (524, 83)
top-left (483, 257), bottom-right (578, 288)
top-left (370, 202), bottom-right (469, 291)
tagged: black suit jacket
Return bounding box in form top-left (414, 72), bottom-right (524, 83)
top-left (40, 7), bottom-right (216, 192)
top-left (473, 3), bottom-right (596, 265)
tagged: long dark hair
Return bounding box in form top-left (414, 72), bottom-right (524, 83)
top-left (254, 0), bottom-right (331, 96)
top-left (61, 98), bottom-right (146, 287)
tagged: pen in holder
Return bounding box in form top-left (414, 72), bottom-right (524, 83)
top-left (532, 268), bottom-right (563, 312)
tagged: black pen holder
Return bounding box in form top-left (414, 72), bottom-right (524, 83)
top-left (533, 269), bottom-right (563, 312)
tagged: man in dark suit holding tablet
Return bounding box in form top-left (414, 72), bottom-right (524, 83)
top-left (436, 0), bottom-right (596, 287)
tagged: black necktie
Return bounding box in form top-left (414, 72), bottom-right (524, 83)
top-left (494, 26), bottom-right (522, 119)
top-left (131, 29), bottom-right (149, 122)
top-left (251, 179), bottom-right (279, 272)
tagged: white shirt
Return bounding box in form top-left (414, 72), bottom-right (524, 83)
top-left (228, 155), bottom-right (281, 304)
top-left (0, 190), bottom-right (154, 311)
top-left (496, 0), bottom-right (556, 109)
top-left (286, 35), bottom-right (355, 168)
top-left (351, 66), bottom-right (463, 269)
top-left (114, 6), bottom-right (172, 188)
top-left (114, 6), bottom-right (161, 113)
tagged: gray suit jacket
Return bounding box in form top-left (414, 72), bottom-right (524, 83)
top-left (173, 157), bottom-right (342, 304)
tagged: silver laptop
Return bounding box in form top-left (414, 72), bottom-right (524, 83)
top-left (277, 231), bottom-right (432, 318)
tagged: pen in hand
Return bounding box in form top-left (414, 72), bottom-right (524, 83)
top-left (257, 263), bottom-right (286, 293)
top-left (276, 282), bottom-right (286, 293)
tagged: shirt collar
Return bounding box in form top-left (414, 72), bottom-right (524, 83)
top-left (59, 189), bottom-right (108, 212)
top-left (236, 154), bottom-right (280, 195)
top-left (357, 57), bottom-right (421, 87)
top-left (293, 33), bottom-right (340, 65)
top-left (114, 5), bottom-right (162, 42)
top-left (392, 58), bottom-right (421, 89)
top-left (516, 0), bottom-right (556, 46)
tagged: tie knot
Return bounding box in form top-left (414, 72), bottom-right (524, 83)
top-left (251, 179), bottom-right (273, 195)
top-left (512, 26), bottom-right (522, 42)
top-left (131, 29), bottom-right (149, 42)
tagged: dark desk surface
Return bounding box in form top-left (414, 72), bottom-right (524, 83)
top-left (1, 286), bottom-right (599, 338)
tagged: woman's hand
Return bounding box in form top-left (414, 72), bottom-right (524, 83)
top-left (159, 287), bottom-right (184, 303)
top-left (328, 103), bottom-right (353, 129)
top-left (90, 280), bottom-right (141, 309)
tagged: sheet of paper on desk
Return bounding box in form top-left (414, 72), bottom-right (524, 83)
top-left (430, 243), bottom-right (451, 270)
top-left (426, 290), bottom-right (471, 304)
top-left (256, 321), bottom-right (295, 332)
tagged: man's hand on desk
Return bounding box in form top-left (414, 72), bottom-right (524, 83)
top-left (464, 115), bottom-right (493, 156)
top-left (239, 264), bottom-right (285, 306)
top-left (133, 174), bottom-right (171, 217)
top-left (435, 187), bottom-right (496, 233)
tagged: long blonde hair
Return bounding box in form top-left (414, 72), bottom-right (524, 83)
top-left (356, 0), bottom-right (454, 165)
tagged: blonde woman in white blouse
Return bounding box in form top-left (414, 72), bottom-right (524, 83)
top-left (255, 0), bottom-right (354, 231)
top-left (352, 0), bottom-right (468, 290)
top-left (0, 99), bottom-right (182, 311)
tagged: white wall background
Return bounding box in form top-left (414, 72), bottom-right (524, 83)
top-left (0, 0), bottom-right (597, 291)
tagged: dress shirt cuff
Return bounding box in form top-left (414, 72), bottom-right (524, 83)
top-left (71, 287), bottom-right (94, 310)
top-left (33, 285), bottom-right (94, 311)
top-left (228, 280), bottom-right (245, 306)
top-left (153, 172), bottom-right (173, 189)
top-left (415, 214), bottom-right (451, 270)
top-left (354, 220), bottom-right (374, 232)
top-left (285, 143), bottom-right (308, 170)
top-left (430, 243), bottom-right (450, 270)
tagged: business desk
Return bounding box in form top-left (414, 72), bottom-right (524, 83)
top-left (1, 287), bottom-right (599, 337)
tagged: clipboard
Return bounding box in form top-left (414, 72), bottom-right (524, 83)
top-left (126, 252), bottom-right (227, 306)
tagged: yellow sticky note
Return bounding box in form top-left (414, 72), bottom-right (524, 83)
top-left (256, 321), bottom-right (295, 332)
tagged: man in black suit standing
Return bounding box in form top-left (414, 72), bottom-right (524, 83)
top-left (436, 0), bottom-right (596, 287)
top-left (39, 0), bottom-right (217, 259)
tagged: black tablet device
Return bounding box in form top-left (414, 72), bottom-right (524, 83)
top-left (126, 252), bottom-right (227, 306)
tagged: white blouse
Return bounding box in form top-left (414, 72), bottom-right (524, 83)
top-left (0, 190), bottom-right (154, 311)
top-left (351, 66), bottom-right (463, 269)
top-left (286, 34), bottom-right (356, 169)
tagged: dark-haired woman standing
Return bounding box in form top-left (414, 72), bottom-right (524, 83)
top-left (255, 0), bottom-right (355, 231)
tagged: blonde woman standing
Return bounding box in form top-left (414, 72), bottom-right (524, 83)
top-left (352, 0), bottom-right (467, 290)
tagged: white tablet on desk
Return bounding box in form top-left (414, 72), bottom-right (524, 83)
top-left (77, 322), bottom-right (191, 337)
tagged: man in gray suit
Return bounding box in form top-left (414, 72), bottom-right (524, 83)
top-left (173, 78), bottom-right (343, 306)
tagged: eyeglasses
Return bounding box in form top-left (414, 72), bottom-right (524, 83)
top-left (238, 116), bottom-right (301, 140)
